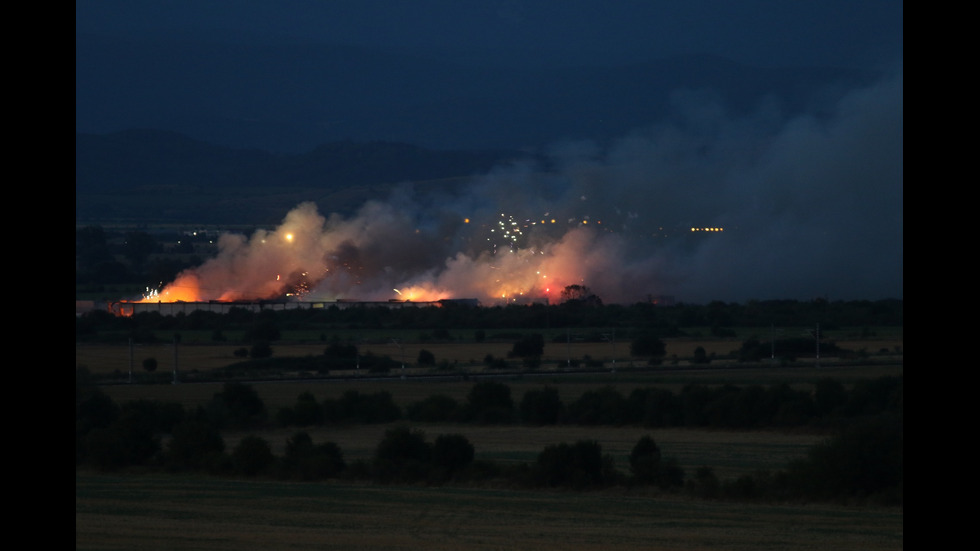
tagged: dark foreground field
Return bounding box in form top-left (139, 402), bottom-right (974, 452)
top-left (76, 473), bottom-right (902, 551)
top-left (78, 360), bottom-right (902, 550)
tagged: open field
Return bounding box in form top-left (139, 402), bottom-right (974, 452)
top-left (214, 423), bottom-right (825, 482)
top-left (78, 344), bottom-right (902, 549)
top-left (75, 334), bottom-right (903, 377)
top-left (93, 359), bottom-right (903, 414)
top-left (77, 473), bottom-right (903, 551)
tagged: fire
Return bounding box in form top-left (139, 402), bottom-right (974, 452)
top-left (140, 273), bottom-right (203, 302)
top-left (131, 200), bottom-right (631, 307)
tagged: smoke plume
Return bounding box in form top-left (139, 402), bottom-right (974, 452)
top-left (156, 66), bottom-right (902, 305)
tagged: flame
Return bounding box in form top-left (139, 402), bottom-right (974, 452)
top-left (135, 201), bottom-right (632, 307)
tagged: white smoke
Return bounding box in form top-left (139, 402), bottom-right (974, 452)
top-left (162, 65), bottom-right (902, 304)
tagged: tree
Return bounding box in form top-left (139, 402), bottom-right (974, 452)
top-left (782, 414), bottom-right (903, 504)
top-left (629, 435), bottom-right (662, 484)
top-left (373, 426), bottom-right (432, 483)
top-left (250, 340), bottom-right (273, 359)
top-left (245, 318), bottom-right (281, 343)
top-left (509, 333), bottom-right (544, 358)
top-left (560, 285), bottom-right (602, 306)
top-left (232, 435), bottom-right (275, 477)
top-left (630, 332), bottom-right (666, 362)
top-left (280, 432), bottom-right (346, 480)
top-left (533, 440), bottom-right (608, 489)
top-left (167, 419), bottom-right (225, 472)
top-left (463, 381), bottom-right (515, 424)
top-left (431, 433), bottom-right (475, 481)
top-left (208, 382), bottom-right (267, 429)
top-left (417, 349), bottom-right (436, 366)
top-left (629, 435), bottom-right (684, 489)
top-left (519, 387), bottom-right (563, 425)
top-left (277, 391), bottom-right (323, 427)
top-left (406, 394), bottom-right (460, 423)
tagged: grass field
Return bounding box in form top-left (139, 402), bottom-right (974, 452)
top-left (78, 351), bottom-right (902, 549)
top-left (94, 362), bottom-right (903, 414)
top-left (76, 473), bottom-right (903, 551)
top-left (75, 333), bottom-right (902, 377)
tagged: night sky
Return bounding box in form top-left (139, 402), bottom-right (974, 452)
top-left (76, 1), bottom-right (901, 69)
top-left (76, 1), bottom-right (902, 304)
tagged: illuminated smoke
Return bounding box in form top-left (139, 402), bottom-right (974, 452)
top-left (151, 66), bottom-right (902, 304)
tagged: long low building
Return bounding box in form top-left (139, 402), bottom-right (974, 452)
top-left (104, 298), bottom-right (479, 317)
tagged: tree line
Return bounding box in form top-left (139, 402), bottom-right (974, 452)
top-left (77, 297), bottom-right (902, 337)
top-left (76, 371), bottom-right (902, 505)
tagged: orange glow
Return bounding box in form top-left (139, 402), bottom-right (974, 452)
top-left (140, 273), bottom-right (204, 303)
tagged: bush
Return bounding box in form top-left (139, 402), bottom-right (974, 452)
top-left (566, 386), bottom-right (628, 425)
top-left (406, 394), bottom-right (460, 423)
top-left (462, 381), bottom-right (515, 424)
top-left (279, 432), bottom-right (346, 480)
top-left (373, 426), bottom-right (432, 483)
top-left (250, 340), bottom-right (273, 359)
top-left (431, 434), bottom-right (475, 481)
top-left (207, 382), bottom-right (267, 429)
top-left (519, 387), bottom-right (563, 425)
top-left (417, 349), bottom-right (436, 366)
top-left (509, 333), bottom-right (544, 358)
top-left (532, 440), bottom-right (609, 489)
top-left (781, 414), bottom-right (903, 504)
top-left (277, 392), bottom-right (324, 427)
top-left (629, 435), bottom-right (662, 484)
top-left (232, 435), bottom-right (275, 477)
top-left (142, 357), bottom-right (158, 372)
top-left (323, 390), bottom-right (402, 424)
top-left (630, 332), bottom-right (666, 359)
top-left (167, 419), bottom-right (225, 472)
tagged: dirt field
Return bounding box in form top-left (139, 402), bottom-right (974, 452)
top-left (76, 473), bottom-right (904, 551)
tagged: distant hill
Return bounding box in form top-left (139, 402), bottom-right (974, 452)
top-left (76, 35), bottom-right (876, 225)
top-left (75, 130), bottom-right (535, 225)
top-left (76, 33), bottom-right (874, 153)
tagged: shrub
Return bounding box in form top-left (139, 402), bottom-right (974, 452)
top-left (519, 387), bottom-right (563, 425)
top-left (533, 440), bottom-right (608, 489)
top-left (629, 435), bottom-right (662, 485)
top-left (250, 340), bottom-right (273, 359)
top-left (232, 435), bottom-right (275, 477)
top-left (373, 426), bottom-right (432, 483)
top-left (509, 333), bottom-right (544, 358)
top-left (207, 382), bottom-right (267, 429)
top-left (431, 434), bottom-right (475, 481)
top-left (406, 394), bottom-right (460, 423)
top-left (279, 432), bottom-right (346, 480)
top-left (630, 332), bottom-right (666, 359)
top-left (463, 381), bottom-right (515, 424)
top-left (417, 349), bottom-right (436, 366)
top-left (167, 419), bottom-right (225, 472)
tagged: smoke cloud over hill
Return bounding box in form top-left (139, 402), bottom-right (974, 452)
top-left (154, 67), bottom-right (902, 305)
